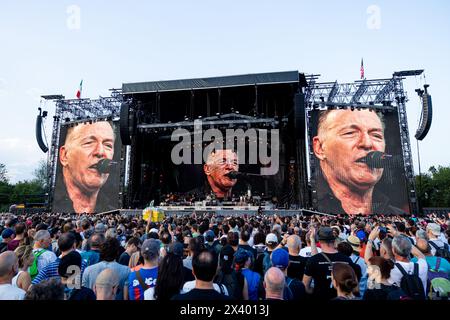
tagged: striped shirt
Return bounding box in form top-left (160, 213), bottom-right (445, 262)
top-left (32, 256), bottom-right (88, 285)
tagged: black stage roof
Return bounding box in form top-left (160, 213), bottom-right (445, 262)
top-left (122, 71), bottom-right (307, 94)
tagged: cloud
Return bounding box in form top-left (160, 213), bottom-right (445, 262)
top-left (0, 137), bottom-right (46, 183)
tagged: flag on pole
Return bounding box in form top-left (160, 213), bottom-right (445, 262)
top-left (76, 80), bottom-right (83, 99)
top-left (360, 58), bottom-right (364, 79)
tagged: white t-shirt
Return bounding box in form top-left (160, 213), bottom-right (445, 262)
top-left (299, 246), bottom-right (322, 258)
top-left (388, 258), bottom-right (428, 291)
top-left (181, 280), bottom-right (229, 296)
top-left (429, 239), bottom-right (450, 256)
top-left (0, 284), bottom-right (26, 300)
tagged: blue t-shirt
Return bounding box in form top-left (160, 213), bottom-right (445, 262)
top-left (128, 267), bottom-right (158, 300)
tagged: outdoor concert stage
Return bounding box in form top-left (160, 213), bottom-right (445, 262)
top-left (37, 69), bottom-right (432, 217)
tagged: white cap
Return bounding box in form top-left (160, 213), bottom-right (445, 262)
top-left (265, 233), bottom-right (278, 244)
top-left (427, 223), bottom-right (441, 236)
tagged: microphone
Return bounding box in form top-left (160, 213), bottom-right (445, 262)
top-left (225, 171), bottom-right (241, 179)
top-left (355, 151), bottom-right (402, 168)
top-left (92, 159), bottom-right (118, 174)
top-left (225, 171), bottom-right (264, 179)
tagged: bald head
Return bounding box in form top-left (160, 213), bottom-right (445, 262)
top-left (286, 235), bottom-right (301, 254)
top-left (416, 238), bottom-right (431, 255)
top-left (264, 267), bottom-right (285, 299)
top-left (0, 251), bottom-right (18, 279)
top-left (94, 268), bottom-right (119, 300)
top-left (95, 268), bottom-right (119, 287)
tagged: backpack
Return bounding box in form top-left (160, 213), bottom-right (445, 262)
top-left (427, 257), bottom-right (450, 300)
top-left (29, 249), bottom-right (47, 280)
top-left (395, 262), bottom-right (426, 300)
top-left (262, 251), bottom-right (272, 275)
top-left (429, 241), bottom-right (450, 263)
top-left (0, 242), bottom-right (8, 254)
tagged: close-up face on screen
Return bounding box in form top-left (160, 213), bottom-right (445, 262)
top-left (310, 108), bottom-right (410, 215)
top-left (53, 120), bottom-right (122, 214)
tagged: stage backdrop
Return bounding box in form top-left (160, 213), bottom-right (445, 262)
top-left (309, 108), bottom-right (410, 215)
top-left (52, 120), bottom-right (122, 214)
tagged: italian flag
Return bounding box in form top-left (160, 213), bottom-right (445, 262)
top-left (76, 80), bottom-right (83, 99)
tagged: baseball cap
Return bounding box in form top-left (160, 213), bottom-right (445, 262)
top-left (1, 228), bottom-right (15, 239)
top-left (271, 248), bottom-right (289, 269)
top-left (346, 235), bottom-right (361, 252)
top-left (149, 228), bottom-right (159, 234)
top-left (317, 227), bottom-right (336, 241)
top-left (265, 233), bottom-right (278, 244)
top-left (427, 223), bottom-right (441, 236)
top-left (356, 229), bottom-right (367, 242)
top-left (141, 239), bottom-right (160, 259)
top-left (234, 249), bottom-right (251, 264)
top-left (168, 242), bottom-right (184, 257)
top-left (205, 230), bottom-right (215, 242)
top-left (58, 251), bottom-right (82, 278)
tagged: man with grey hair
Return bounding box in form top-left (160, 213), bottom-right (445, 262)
top-left (32, 230), bottom-right (57, 276)
top-left (264, 267), bottom-right (285, 300)
top-left (389, 235), bottom-right (428, 295)
top-left (426, 223), bottom-right (450, 257)
top-left (0, 251), bottom-right (25, 300)
top-left (312, 108), bottom-right (406, 216)
top-left (94, 268), bottom-right (119, 300)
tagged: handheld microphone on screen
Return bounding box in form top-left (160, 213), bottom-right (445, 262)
top-left (92, 159), bottom-right (118, 174)
top-left (225, 171), bottom-right (265, 179)
top-left (356, 151), bottom-right (402, 168)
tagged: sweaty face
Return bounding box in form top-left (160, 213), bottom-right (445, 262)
top-left (60, 121), bottom-right (115, 193)
top-left (314, 109), bottom-right (385, 191)
top-left (204, 149), bottom-right (239, 190)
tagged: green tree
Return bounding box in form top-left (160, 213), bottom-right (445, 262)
top-left (10, 180), bottom-right (45, 205)
top-left (32, 159), bottom-right (49, 191)
top-left (416, 165), bottom-right (450, 209)
top-left (0, 181), bottom-right (14, 211)
top-left (0, 163), bottom-right (8, 183)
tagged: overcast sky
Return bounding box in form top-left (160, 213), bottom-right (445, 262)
top-left (1, 0), bottom-right (449, 183)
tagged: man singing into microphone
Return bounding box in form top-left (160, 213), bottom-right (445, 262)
top-left (203, 149), bottom-right (239, 200)
top-left (56, 121), bottom-right (116, 214)
top-left (312, 109), bottom-right (406, 216)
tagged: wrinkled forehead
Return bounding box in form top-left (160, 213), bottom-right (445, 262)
top-left (320, 109), bottom-right (383, 134)
top-left (65, 121), bottom-right (115, 144)
top-left (206, 149), bottom-right (238, 164)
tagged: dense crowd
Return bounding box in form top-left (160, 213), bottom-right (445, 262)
top-left (0, 211), bottom-right (449, 301)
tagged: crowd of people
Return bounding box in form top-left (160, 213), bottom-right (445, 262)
top-left (0, 210), bottom-right (449, 301)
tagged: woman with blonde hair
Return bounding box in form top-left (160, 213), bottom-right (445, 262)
top-left (13, 245), bottom-right (34, 291)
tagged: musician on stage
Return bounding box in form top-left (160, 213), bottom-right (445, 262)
top-left (203, 148), bottom-right (239, 200)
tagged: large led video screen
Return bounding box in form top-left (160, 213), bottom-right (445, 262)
top-left (52, 120), bottom-right (122, 214)
top-left (132, 122), bottom-right (299, 208)
top-left (309, 108), bottom-right (410, 215)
